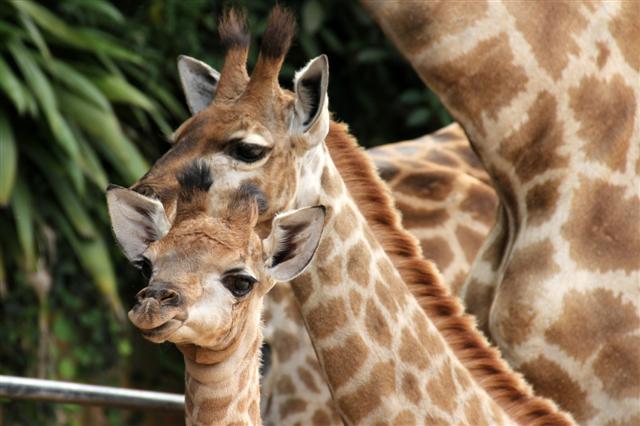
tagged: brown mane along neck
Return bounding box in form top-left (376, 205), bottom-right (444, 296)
top-left (325, 120), bottom-right (572, 425)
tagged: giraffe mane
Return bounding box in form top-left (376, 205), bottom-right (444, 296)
top-left (325, 120), bottom-right (572, 425)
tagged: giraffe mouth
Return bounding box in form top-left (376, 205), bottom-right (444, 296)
top-left (140, 318), bottom-right (185, 343)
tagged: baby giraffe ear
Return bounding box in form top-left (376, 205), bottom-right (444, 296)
top-left (177, 55), bottom-right (220, 115)
top-left (292, 55), bottom-right (329, 141)
top-left (263, 206), bottom-right (326, 282)
top-left (106, 185), bottom-right (170, 262)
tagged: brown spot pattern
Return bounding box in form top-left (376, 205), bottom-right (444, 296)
top-left (334, 206), bottom-right (358, 241)
top-left (291, 271), bottom-right (313, 306)
top-left (496, 239), bottom-right (559, 344)
top-left (379, 1), bottom-right (488, 56)
top-left (460, 184), bottom-right (498, 226)
top-left (393, 410), bottom-right (416, 425)
top-left (520, 356), bottom-right (595, 423)
top-left (397, 202), bottom-right (450, 229)
top-left (347, 241), bottom-right (371, 287)
top-left (546, 288), bottom-right (640, 362)
top-left (276, 375), bottom-right (296, 395)
top-left (317, 254), bottom-right (342, 287)
top-left (464, 395), bottom-right (489, 426)
top-left (312, 409), bottom-right (331, 426)
top-left (420, 236), bottom-right (454, 272)
top-left (499, 91), bottom-right (569, 183)
top-left (197, 395), bottom-right (233, 424)
top-left (272, 330), bottom-right (300, 363)
top-left (280, 398), bottom-right (307, 419)
top-left (561, 178), bottom-right (640, 273)
top-left (609, 2), bottom-right (640, 71)
top-left (365, 300), bottom-right (392, 347)
top-left (505, 1), bottom-right (587, 80)
top-left (337, 361), bottom-right (396, 423)
top-left (349, 289), bottom-right (363, 316)
top-left (455, 225), bottom-right (486, 263)
top-left (321, 334), bottom-right (369, 390)
top-left (593, 334), bottom-right (640, 400)
top-left (402, 372), bottom-right (422, 405)
top-left (596, 41), bottom-right (610, 68)
top-left (423, 34), bottom-right (528, 135)
top-left (570, 74), bottom-right (635, 171)
top-left (395, 170), bottom-right (456, 201)
top-left (399, 328), bottom-right (429, 369)
top-left (306, 297), bottom-right (348, 340)
top-left (297, 366), bottom-right (320, 393)
top-left (426, 361), bottom-right (457, 414)
top-left (525, 178), bottom-right (562, 226)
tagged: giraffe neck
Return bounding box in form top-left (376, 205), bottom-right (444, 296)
top-left (290, 148), bottom-right (511, 424)
top-left (181, 325), bottom-right (263, 425)
top-left (364, 2), bottom-right (640, 424)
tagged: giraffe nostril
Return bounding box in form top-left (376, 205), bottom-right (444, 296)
top-left (135, 285), bottom-right (181, 306)
top-left (159, 289), bottom-right (180, 305)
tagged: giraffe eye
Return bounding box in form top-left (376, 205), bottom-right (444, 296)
top-left (222, 274), bottom-right (257, 298)
top-left (134, 257), bottom-right (152, 280)
top-left (227, 141), bottom-right (270, 163)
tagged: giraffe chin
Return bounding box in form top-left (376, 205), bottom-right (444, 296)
top-left (140, 319), bottom-right (185, 343)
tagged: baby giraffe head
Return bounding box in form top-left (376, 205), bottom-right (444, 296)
top-left (106, 161), bottom-right (325, 357)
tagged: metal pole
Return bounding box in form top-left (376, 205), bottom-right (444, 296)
top-left (0, 375), bottom-right (184, 411)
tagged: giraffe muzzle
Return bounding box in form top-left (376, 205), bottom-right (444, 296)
top-left (128, 284), bottom-right (187, 341)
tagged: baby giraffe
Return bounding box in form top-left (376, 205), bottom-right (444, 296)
top-left (106, 162), bottom-right (325, 426)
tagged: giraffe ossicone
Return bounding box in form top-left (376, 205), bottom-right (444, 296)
top-left (107, 162), bottom-right (326, 425)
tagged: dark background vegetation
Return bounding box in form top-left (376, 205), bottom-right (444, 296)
top-left (0, 1), bottom-right (450, 424)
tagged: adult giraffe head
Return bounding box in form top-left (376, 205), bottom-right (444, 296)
top-left (132, 7), bottom-right (329, 233)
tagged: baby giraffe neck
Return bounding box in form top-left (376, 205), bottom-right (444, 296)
top-left (181, 328), bottom-right (263, 426)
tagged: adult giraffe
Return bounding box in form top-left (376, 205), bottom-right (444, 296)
top-left (120, 7), bottom-right (572, 425)
top-left (363, 1), bottom-right (640, 424)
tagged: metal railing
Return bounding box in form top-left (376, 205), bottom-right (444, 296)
top-left (0, 375), bottom-right (184, 411)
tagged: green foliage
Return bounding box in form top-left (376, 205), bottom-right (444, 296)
top-left (0, 1), bottom-right (181, 423)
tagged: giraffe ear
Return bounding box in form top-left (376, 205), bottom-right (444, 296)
top-left (263, 206), bottom-right (326, 282)
top-left (106, 185), bottom-right (170, 262)
top-left (177, 55), bottom-right (220, 115)
top-left (292, 55), bottom-right (329, 143)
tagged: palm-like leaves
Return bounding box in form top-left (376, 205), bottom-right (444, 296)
top-left (0, 1), bottom-right (178, 319)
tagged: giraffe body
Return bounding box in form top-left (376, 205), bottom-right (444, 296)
top-left (121, 7), bottom-right (572, 425)
top-left (364, 1), bottom-right (640, 424)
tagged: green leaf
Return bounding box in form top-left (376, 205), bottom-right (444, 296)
top-left (11, 178), bottom-right (37, 272)
top-left (356, 48), bottom-right (388, 63)
top-left (117, 339), bottom-right (132, 357)
top-left (0, 55), bottom-right (29, 114)
top-left (54, 214), bottom-right (125, 321)
top-left (19, 11), bottom-right (51, 59)
top-left (72, 126), bottom-right (109, 190)
top-left (58, 358), bottom-right (76, 380)
top-left (56, 89), bottom-right (148, 183)
top-left (302, 1), bottom-right (324, 34)
top-left (8, 41), bottom-right (80, 161)
top-left (91, 74), bottom-right (154, 110)
top-left (0, 113), bottom-right (17, 205)
top-left (11, 0), bottom-right (141, 63)
top-left (0, 245), bottom-right (7, 298)
top-left (64, 0), bottom-right (125, 24)
top-left (53, 315), bottom-right (75, 341)
top-left (43, 59), bottom-right (110, 111)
